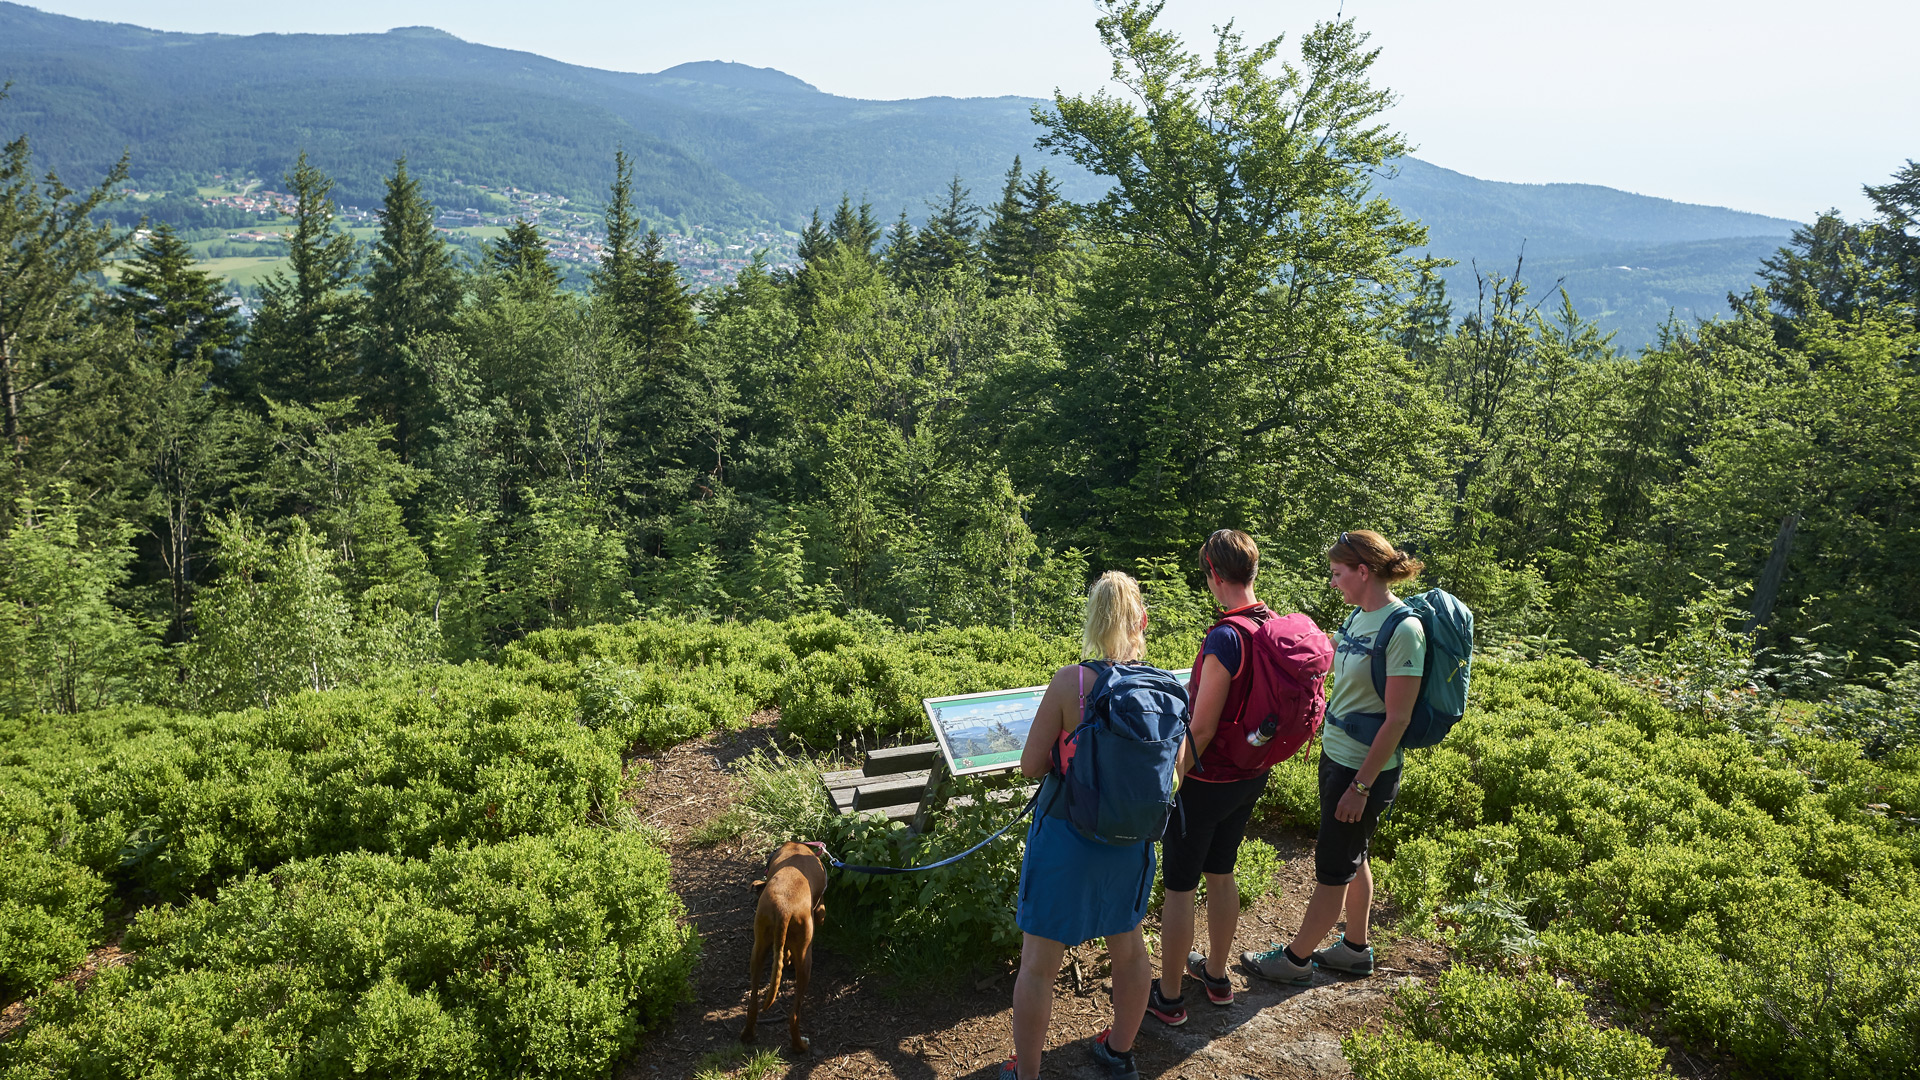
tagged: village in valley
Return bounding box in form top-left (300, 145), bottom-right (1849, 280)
top-left (176, 173), bottom-right (799, 290)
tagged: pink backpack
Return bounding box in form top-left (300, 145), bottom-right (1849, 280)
top-left (1189, 607), bottom-right (1332, 782)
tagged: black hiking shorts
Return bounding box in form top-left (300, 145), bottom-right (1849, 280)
top-left (1315, 754), bottom-right (1402, 886)
top-left (1160, 772), bottom-right (1270, 893)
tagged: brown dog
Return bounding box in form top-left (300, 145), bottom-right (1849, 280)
top-left (741, 840), bottom-right (827, 1053)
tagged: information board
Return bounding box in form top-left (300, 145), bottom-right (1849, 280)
top-left (924, 668), bottom-right (1192, 777)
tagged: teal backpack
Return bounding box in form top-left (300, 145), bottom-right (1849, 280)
top-left (1336, 589), bottom-right (1474, 749)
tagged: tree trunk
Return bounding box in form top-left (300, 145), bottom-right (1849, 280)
top-left (1746, 513), bottom-right (1800, 634)
top-left (1, 331), bottom-right (20, 453)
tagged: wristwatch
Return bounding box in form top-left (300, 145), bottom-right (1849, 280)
top-left (1351, 777), bottom-right (1372, 796)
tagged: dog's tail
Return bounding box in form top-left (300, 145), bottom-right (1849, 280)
top-left (762, 915), bottom-right (790, 1011)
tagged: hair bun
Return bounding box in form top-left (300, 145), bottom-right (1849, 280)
top-left (1384, 549), bottom-right (1424, 585)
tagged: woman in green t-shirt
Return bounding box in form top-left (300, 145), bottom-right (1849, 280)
top-left (1241, 529), bottom-right (1424, 985)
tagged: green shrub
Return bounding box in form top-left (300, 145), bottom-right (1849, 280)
top-left (776, 645), bottom-right (934, 748)
top-left (1372, 658), bottom-right (1920, 1079)
top-left (1254, 747), bottom-right (1320, 829)
top-left (824, 777), bottom-right (1031, 976)
top-left (0, 829), bottom-right (696, 1080)
top-left (1344, 967), bottom-right (1672, 1080)
top-left (508, 616), bottom-right (799, 684)
top-left (0, 845), bottom-right (109, 1000)
top-left (775, 628), bottom-right (1070, 749)
top-left (576, 659), bottom-right (761, 750)
top-left (0, 668), bottom-right (624, 903)
top-left (1232, 838), bottom-right (1282, 905)
top-left (510, 617), bottom-right (810, 749)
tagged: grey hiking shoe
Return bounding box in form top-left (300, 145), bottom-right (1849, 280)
top-left (1089, 1028), bottom-right (1140, 1080)
top-left (1186, 951), bottom-right (1233, 1005)
top-left (1240, 942), bottom-right (1313, 985)
top-left (1312, 938), bottom-right (1374, 975)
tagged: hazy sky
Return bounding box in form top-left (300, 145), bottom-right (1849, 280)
top-left (27, 0), bottom-right (1919, 221)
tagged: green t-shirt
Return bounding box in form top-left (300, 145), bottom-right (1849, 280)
top-left (1321, 598), bottom-right (1426, 772)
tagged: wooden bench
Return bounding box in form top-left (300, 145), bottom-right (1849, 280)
top-left (821, 741), bottom-right (1034, 833)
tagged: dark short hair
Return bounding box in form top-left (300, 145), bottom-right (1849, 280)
top-left (1199, 529), bottom-right (1258, 586)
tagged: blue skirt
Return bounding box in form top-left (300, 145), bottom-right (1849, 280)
top-left (1016, 782), bottom-right (1156, 946)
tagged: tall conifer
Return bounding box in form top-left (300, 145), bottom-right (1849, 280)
top-left (882, 211), bottom-right (917, 282)
top-left (113, 223), bottom-right (240, 371)
top-left (910, 176), bottom-right (978, 279)
top-left (113, 225), bottom-right (247, 639)
top-left (982, 157), bottom-right (1031, 295)
top-left (631, 230), bottom-right (696, 363)
top-left (1021, 167), bottom-right (1072, 297)
top-left (365, 158), bottom-right (459, 458)
top-left (796, 207), bottom-right (830, 265)
top-left (241, 152), bottom-right (361, 406)
top-left (593, 149), bottom-right (643, 315)
top-left (0, 126), bottom-right (130, 461)
top-left (828, 194), bottom-right (884, 260)
top-left (488, 218), bottom-right (560, 294)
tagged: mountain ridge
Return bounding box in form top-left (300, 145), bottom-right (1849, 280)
top-left (0, 2), bottom-right (1800, 346)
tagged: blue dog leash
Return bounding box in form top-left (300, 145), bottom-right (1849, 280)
top-left (814, 787), bottom-right (1043, 876)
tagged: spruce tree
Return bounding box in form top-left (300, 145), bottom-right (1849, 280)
top-left (796, 207), bottom-right (830, 265)
top-left (828, 194), bottom-right (884, 260)
top-left (881, 210), bottom-right (917, 282)
top-left (112, 224), bottom-right (248, 639)
top-left (631, 230), bottom-right (696, 363)
top-left (488, 218), bottom-right (560, 293)
top-left (114, 223), bottom-right (240, 370)
top-left (593, 149), bottom-right (643, 315)
top-left (910, 176), bottom-right (978, 279)
top-left (0, 127), bottom-right (130, 460)
top-left (855, 199), bottom-right (883, 260)
top-left (365, 158), bottom-right (459, 458)
top-left (240, 152), bottom-right (362, 406)
top-left (1021, 166), bottom-right (1072, 297)
top-left (982, 157), bottom-right (1031, 295)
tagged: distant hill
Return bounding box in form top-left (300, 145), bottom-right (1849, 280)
top-left (0, 2), bottom-right (1800, 348)
top-left (1373, 158), bottom-right (1798, 345)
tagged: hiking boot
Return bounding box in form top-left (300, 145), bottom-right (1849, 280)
top-left (1146, 978), bottom-right (1188, 1026)
top-left (1186, 951), bottom-right (1234, 1005)
top-left (1312, 937), bottom-right (1374, 975)
top-left (1240, 942), bottom-right (1314, 986)
top-left (1090, 1028), bottom-right (1140, 1080)
top-left (997, 1056), bottom-right (1028, 1080)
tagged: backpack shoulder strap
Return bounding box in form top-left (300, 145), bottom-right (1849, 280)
top-left (1370, 605), bottom-right (1418, 700)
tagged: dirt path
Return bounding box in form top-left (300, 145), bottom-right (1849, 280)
top-left (620, 715), bottom-right (1447, 1080)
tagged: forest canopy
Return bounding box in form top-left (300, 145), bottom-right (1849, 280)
top-left (0, 3), bottom-right (1915, 718)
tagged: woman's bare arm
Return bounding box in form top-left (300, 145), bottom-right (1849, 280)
top-left (1187, 653), bottom-right (1232, 759)
top-left (1021, 665), bottom-right (1081, 779)
top-left (1334, 673), bottom-right (1420, 823)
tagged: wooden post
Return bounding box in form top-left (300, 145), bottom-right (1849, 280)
top-left (909, 754), bottom-right (951, 835)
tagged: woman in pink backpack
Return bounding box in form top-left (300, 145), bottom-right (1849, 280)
top-left (1150, 529), bottom-right (1332, 1024)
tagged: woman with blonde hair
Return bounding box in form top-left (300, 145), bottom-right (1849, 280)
top-left (1242, 529), bottom-right (1424, 985)
top-left (1001, 570), bottom-right (1185, 1080)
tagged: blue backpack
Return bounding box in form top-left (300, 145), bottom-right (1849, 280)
top-left (1048, 661), bottom-right (1191, 846)
top-left (1337, 589), bottom-right (1475, 750)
